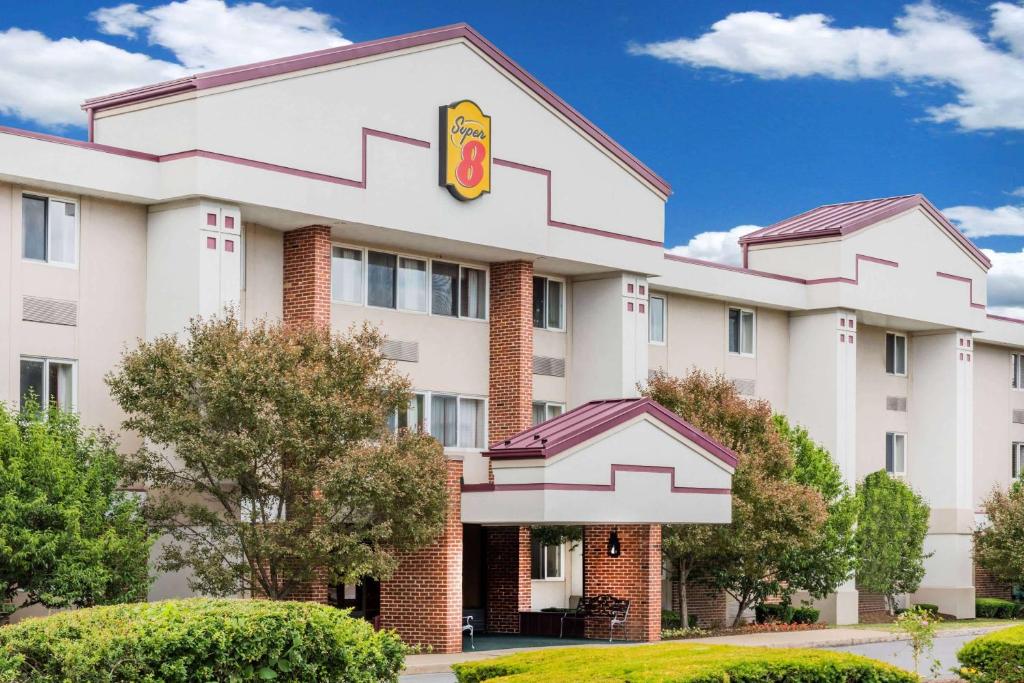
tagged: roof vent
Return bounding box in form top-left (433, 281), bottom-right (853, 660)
top-left (1013, 409), bottom-right (1024, 425)
top-left (886, 396), bottom-right (908, 412)
top-left (731, 378), bottom-right (756, 396)
top-left (22, 296), bottom-right (77, 326)
top-left (533, 356), bottom-right (565, 377)
top-left (381, 339), bottom-right (418, 362)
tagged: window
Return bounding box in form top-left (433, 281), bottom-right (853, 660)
top-left (886, 432), bottom-right (907, 476)
top-left (387, 393), bottom-right (426, 433)
top-left (460, 267), bottom-right (486, 320)
top-left (1013, 353), bottom-right (1024, 389)
top-left (531, 401), bottom-right (564, 426)
top-left (728, 307), bottom-right (755, 355)
top-left (649, 295), bottom-right (666, 344)
top-left (398, 257), bottom-right (428, 312)
top-left (530, 538), bottom-right (563, 580)
top-left (1014, 443), bottom-right (1024, 479)
top-left (428, 393), bottom-right (485, 449)
top-left (886, 333), bottom-right (907, 376)
top-left (23, 195), bottom-right (77, 266)
top-left (19, 357), bottom-right (75, 411)
top-left (431, 260), bottom-right (486, 320)
top-left (331, 247), bottom-right (363, 304)
top-left (431, 261), bottom-right (460, 317)
top-left (532, 277), bottom-right (564, 330)
top-left (367, 251), bottom-right (397, 309)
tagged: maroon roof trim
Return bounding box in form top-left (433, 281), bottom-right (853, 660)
top-left (461, 464), bottom-right (730, 495)
top-left (0, 124), bottom-right (160, 161)
top-left (987, 313), bottom-right (1024, 325)
top-left (740, 194), bottom-right (990, 270)
top-left (82, 24), bottom-right (670, 197)
top-left (936, 271), bottom-right (986, 310)
top-left (486, 397), bottom-right (738, 468)
top-left (663, 253), bottom-right (808, 284)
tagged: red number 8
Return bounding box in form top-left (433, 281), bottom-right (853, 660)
top-left (456, 140), bottom-right (486, 188)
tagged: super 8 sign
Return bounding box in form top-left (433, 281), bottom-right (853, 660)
top-left (439, 100), bottom-right (491, 201)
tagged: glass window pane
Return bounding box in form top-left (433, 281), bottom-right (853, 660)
top-left (331, 247), bottom-right (363, 304)
top-left (546, 404), bottom-right (564, 420)
top-left (459, 398), bottom-right (484, 448)
top-left (895, 336), bottom-right (907, 375)
top-left (430, 395), bottom-right (457, 447)
top-left (532, 402), bottom-right (546, 426)
top-left (22, 196), bottom-right (46, 261)
top-left (48, 361), bottom-right (73, 411)
top-left (48, 200), bottom-right (76, 264)
top-left (432, 261), bottom-right (459, 317)
top-left (460, 267), bottom-right (486, 319)
top-left (398, 394), bottom-right (425, 431)
top-left (532, 277), bottom-right (546, 328)
top-left (530, 538), bottom-right (543, 579)
top-left (885, 433), bottom-right (895, 473)
top-left (545, 544), bottom-right (562, 579)
top-left (650, 297), bottom-right (665, 343)
top-left (894, 436), bottom-right (906, 473)
top-left (886, 334), bottom-right (896, 374)
top-left (19, 359), bottom-right (44, 409)
top-left (547, 280), bottom-right (563, 329)
top-left (741, 311), bottom-right (754, 355)
top-left (367, 251), bottom-right (397, 308)
top-left (398, 258), bottom-right (427, 312)
top-left (728, 308), bottom-right (740, 353)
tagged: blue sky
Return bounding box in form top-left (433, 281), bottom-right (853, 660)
top-left (1, 1), bottom-right (1022, 310)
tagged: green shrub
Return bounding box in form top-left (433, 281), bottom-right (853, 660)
top-left (0, 598), bottom-right (405, 682)
top-left (453, 643), bottom-right (916, 682)
top-left (912, 602), bottom-right (939, 616)
top-left (662, 610), bottom-right (682, 629)
top-left (754, 603), bottom-right (794, 624)
top-left (791, 606), bottom-right (820, 624)
top-left (958, 623), bottom-right (1024, 682)
top-left (976, 597), bottom-right (1019, 619)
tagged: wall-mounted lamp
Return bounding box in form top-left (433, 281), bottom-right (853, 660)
top-left (607, 529), bottom-right (621, 557)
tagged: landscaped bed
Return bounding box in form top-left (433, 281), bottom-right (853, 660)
top-left (452, 642), bottom-right (917, 682)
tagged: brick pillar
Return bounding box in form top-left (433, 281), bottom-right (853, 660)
top-left (670, 580), bottom-right (727, 629)
top-left (488, 261), bottom-right (534, 444)
top-left (583, 524), bottom-right (661, 642)
top-left (380, 460), bottom-right (463, 653)
top-left (283, 225), bottom-right (332, 327)
top-left (485, 526), bottom-right (532, 633)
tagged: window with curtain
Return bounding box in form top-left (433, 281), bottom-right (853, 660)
top-left (367, 251), bottom-right (397, 308)
top-left (430, 394), bottom-right (458, 447)
top-left (728, 307), bottom-right (754, 355)
top-left (531, 401), bottom-right (564, 426)
top-left (19, 357), bottom-right (74, 411)
top-left (398, 257), bottom-right (428, 312)
top-left (1013, 442), bottom-right (1024, 478)
top-left (532, 277), bottom-right (564, 330)
top-left (1012, 353), bottom-right (1023, 389)
top-left (886, 333), bottom-right (907, 375)
top-left (460, 267), bottom-right (486, 319)
top-left (885, 432), bottom-right (906, 475)
top-left (331, 247), bottom-right (363, 303)
top-left (23, 195), bottom-right (76, 265)
top-left (649, 295), bottom-right (666, 343)
top-left (387, 393), bottom-right (426, 433)
top-left (458, 397), bottom-right (485, 448)
top-left (432, 261), bottom-right (459, 317)
top-left (530, 538), bottom-right (563, 580)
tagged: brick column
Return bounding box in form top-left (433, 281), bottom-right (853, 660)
top-left (485, 526), bottom-right (532, 633)
top-left (283, 225), bottom-right (332, 327)
top-left (380, 460), bottom-right (464, 653)
top-left (488, 261), bottom-right (534, 444)
top-left (583, 524), bottom-right (661, 642)
top-left (670, 580), bottom-right (727, 629)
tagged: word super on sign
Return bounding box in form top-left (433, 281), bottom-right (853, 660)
top-left (439, 100), bottom-right (491, 201)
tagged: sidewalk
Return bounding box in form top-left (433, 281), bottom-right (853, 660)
top-left (401, 624), bottom-right (1015, 675)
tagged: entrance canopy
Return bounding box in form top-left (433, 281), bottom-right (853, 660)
top-left (462, 398), bottom-right (736, 525)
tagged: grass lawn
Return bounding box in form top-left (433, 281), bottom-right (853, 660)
top-left (451, 642), bottom-right (916, 682)
top-left (838, 618), bottom-right (1021, 632)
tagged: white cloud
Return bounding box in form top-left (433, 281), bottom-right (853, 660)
top-left (92, 0), bottom-right (349, 71)
top-left (983, 248), bottom-right (1024, 315)
top-left (629, 2), bottom-right (1024, 131)
top-left (943, 203), bottom-right (1024, 237)
top-left (0, 0), bottom-right (348, 129)
top-left (1009, 187), bottom-right (1024, 197)
top-left (666, 224), bottom-right (761, 265)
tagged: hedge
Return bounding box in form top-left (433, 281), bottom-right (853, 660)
top-left (0, 598), bottom-right (405, 683)
top-left (754, 604), bottom-right (820, 625)
top-left (957, 623), bottom-right (1024, 682)
top-left (975, 597), bottom-right (1022, 619)
top-left (453, 642), bottom-right (917, 682)
top-left (662, 611), bottom-right (699, 630)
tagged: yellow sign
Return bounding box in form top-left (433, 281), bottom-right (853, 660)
top-left (439, 100), bottom-right (491, 201)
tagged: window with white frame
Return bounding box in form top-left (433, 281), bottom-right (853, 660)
top-left (23, 194), bottom-right (77, 266)
top-left (532, 277), bottom-right (564, 330)
top-left (431, 260), bottom-right (486, 320)
top-left (398, 257), bottom-right (428, 312)
top-left (1012, 353), bottom-right (1024, 390)
top-left (728, 307), bottom-right (755, 355)
top-left (886, 333), bottom-right (908, 376)
top-left (331, 246), bottom-right (362, 304)
top-left (428, 394), bottom-right (486, 449)
top-left (1013, 443), bottom-right (1024, 479)
top-left (531, 401), bottom-right (565, 426)
top-left (19, 357), bottom-right (75, 411)
top-left (386, 393), bottom-right (426, 433)
top-left (886, 432), bottom-right (907, 476)
top-left (649, 295), bottom-right (666, 344)
top-left (367, 251), bottom-right (397, 309)
top-left (530, 538), bottom-right (563, 580)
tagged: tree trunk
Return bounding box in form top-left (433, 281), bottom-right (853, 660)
top-left (678, 559), bottom-right (689, 629)
top-left (731, 596), bottom-right (749, 628)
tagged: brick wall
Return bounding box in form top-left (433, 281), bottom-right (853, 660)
top-left (669, 580), bottom-right (727, 629)
top-left (583, 524), bottom-right (661, 642)
top-left (975, 562), bottom-right (1013, 599)
top-left (485, 526), bottom-right (532, 633)
top-left (379, 460), bottom-right (464, 653)
top-left (283, 225), bottom-right (332, 327)
top-left (858, 590), bottom-right (888, 615)
top-left (488, 261), bottom-right (534, 446)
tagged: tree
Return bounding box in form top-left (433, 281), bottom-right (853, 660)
top-left (973, 480), bottom-right (1024, 587)
top-left (0, 403), bottom-right (152, 619)
top-left (774, 415), bottom-right (859, 602)
top-left (106, 314), bottom-right (449, 600)
top-left (644, 369), bottom-right (827, 626)
top-left (855, 470), bottom-right (931, 614)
